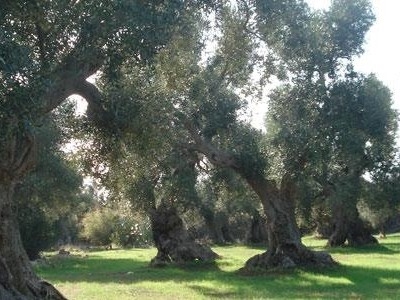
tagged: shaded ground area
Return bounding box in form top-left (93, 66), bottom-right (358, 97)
top-left (36, 234), bottom-right (400, 299)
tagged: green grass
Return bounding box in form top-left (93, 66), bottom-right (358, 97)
top-left (36, 233), bottom-right (400, 299)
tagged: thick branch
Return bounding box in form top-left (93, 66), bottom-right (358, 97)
top-left (40, 43), bottom-right (104, 115)
top-left (181, 117), bottom-right (284, 222)
top-left (35, 23), bottom-right (47, 68)
top-left (73, 80), bottom-right (111, 125)
top-left (183, 119), bottom-right (239, 170)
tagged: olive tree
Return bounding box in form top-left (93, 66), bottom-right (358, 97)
top-left (0, 0), bottom-right (197, 297)
top-left (91, 1), bottom-right (339, 270)
top-left (49, 0), bottom-right (382, 273)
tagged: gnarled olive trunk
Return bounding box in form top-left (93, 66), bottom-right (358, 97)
top-left (149, 203), bottom-right (219, 267)
top-left (328, 204), bottom-right (377, 247)
top-left (0, 132), bottom-right (66, 299)
top-left (184, 122), bottom-right (336, 271)
top-left (242, 175), bottom-right (336, 271)
top-left (0, 182), bottom-right (66, 299)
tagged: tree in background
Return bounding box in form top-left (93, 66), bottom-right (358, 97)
top-left (267, 74), bottom-right (397, 246)
top-left (83, 1), bottom-right (347, 270)
top-left (358, 158), bottom-right (400, 237)
top-left (264, 0), bottom-right (397, 247)
top-left (195, 168), bottom-right (265, 245)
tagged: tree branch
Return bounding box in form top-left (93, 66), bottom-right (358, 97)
top-left (182, 117), bottom-right (239, 170)
top-left (73, 80), bottom-right (113, 127)
top-left (35, 22), bottom-right (47, 69)
top-left (40, 40), bottom-right (105, 115)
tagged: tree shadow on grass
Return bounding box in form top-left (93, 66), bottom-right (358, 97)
top-left (237, 264), bottom-right (399, 298)
top-left (36, 254), bottom-right (222, 285)
top-left (326, 243), bottom-right (398, 255)
top-left (36, 250), bottom-right (400, 299)
top-left (186, 264), bottom-right (400, 299)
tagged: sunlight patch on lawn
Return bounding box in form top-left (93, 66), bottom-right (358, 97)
top-left (301, 273), bottom-right (354, 286)
top-left (37, 233), bottom-right (400, 300)
top-left (379, 278), bottom-right (400, 284)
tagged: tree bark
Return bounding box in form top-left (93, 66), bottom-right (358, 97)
top-left (149, 202), bottom-right (219, 267)
top-left (241, 175), bottom-right (336, 271)
top-left (328, 204), bottom-right (377, 247)
top-left (327, 205), bottom-right (348, 247)
top-left (0, 182), bottom-right (67, 299)
top-left (0, 132), bottom-right (66, 299)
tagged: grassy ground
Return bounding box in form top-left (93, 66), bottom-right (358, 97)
top-left (36, 233), bottom-right (400, 299)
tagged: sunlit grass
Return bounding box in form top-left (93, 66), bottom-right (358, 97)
top-left (36, 233), bottom-right (400, 299)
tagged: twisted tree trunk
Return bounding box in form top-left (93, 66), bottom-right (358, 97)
top-left (0, 132), bottom-right (66, 299)
top-left (0, 182), bottom-right (67, 299)
top-left (149, 203), bottom-right (219, 267)
top-left (241, 175), bottom-right (335, 272)
top-left (184, 122), bottom-right (336, 271)
top-left (328, 204), bottom-right (377, 247)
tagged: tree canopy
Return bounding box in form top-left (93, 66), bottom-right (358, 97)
top-left (0, 0), bottom-right (398, 298)
top-left (0, 1), bottom-right (212, 298)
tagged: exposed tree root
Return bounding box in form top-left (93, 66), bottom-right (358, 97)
top-left (240, 244), bottom-right (337, 274)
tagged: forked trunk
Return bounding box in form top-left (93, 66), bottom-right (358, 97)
top-left (0, 182), bottom-right (67, 299)
top-left (149, 203), bottom-right (219, 267)
top-left (241, 175), bottom-right (336, 272)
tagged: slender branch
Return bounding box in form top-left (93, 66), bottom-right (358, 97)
top-left (238, 0), bottom-right (264, 41)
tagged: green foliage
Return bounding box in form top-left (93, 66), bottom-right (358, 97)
top-left (18, 203), bottom-right (57, 260)
top-left (228, 124), bottom-right (268, 179)
top-left (80, 206), bottom-right (152, 248)
top-left (255, 0), bottom-right (374, 77)
top-left (0, 0), bottom-right (200, 163)
top-left (111, 213), bottom-right (153, 248)
top-left (328, 0), bottom-right (375, 58)
top-left (81, 208), bottom-right (118, 246)
top-left (14, 116), bottom-right (88, 258)
top-left (359, 161), bottom-right (400, 230)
